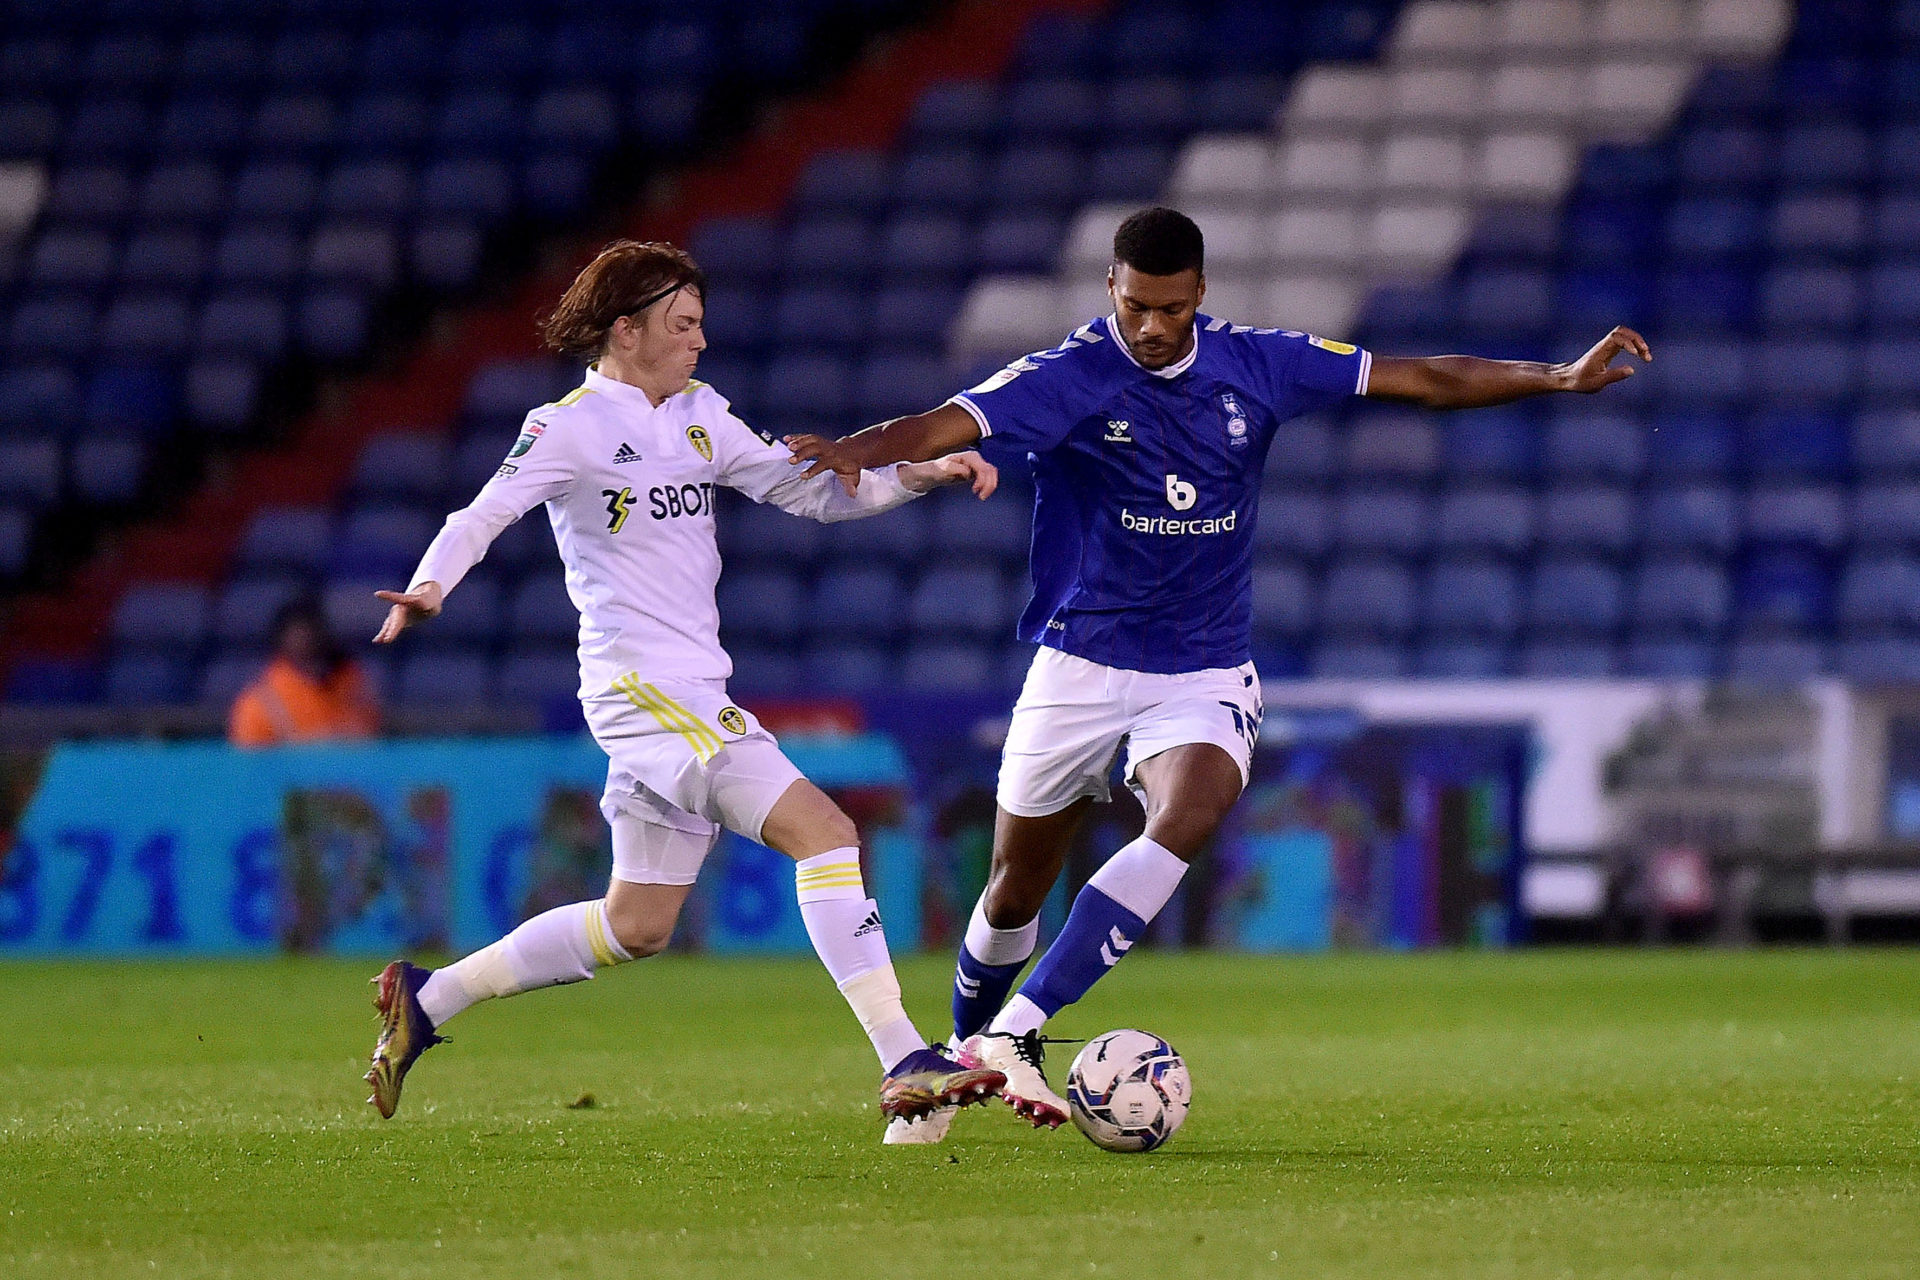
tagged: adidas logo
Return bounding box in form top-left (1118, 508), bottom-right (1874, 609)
top-left (853, 909), bottom-right (884, 938)
top-left (612, 442), bottom-right (641, 464)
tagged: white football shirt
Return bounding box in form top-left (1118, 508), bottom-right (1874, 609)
top-left (409, 366), bottom-right (917, 691)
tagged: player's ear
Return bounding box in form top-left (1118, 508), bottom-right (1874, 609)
top-left (1195, 272), bottom-right (1206, 309)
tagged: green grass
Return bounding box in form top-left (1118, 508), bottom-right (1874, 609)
top-left (3, 950), bottom-right (1919, 1279)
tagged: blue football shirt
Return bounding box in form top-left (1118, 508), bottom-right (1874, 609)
top-left (950, 313), bottom-right (1371, 674)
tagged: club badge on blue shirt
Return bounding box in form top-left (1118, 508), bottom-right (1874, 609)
top-left (1220, 392), bottom-right (1249, 449)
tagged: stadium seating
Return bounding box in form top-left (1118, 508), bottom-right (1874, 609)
top-left (15, 0), bottom-right (1920, 707)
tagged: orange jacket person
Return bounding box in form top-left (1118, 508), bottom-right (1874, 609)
top-left (229, 599), bottom-right (380, 747)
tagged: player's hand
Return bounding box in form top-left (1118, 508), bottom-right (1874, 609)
top-left (1558, 325), bottom-right (1652, 394)
top-left (372, 582), bottom-right (443, 644)
top-left (784, 434), bottom-right (862, 495)
top-left (900, 451), bottom-right (998, 498)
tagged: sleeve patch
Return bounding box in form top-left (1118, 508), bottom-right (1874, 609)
top-left (1307, 335), bottom-right (1357, 355)
top-left (506, 420), bottom-right (548, 458)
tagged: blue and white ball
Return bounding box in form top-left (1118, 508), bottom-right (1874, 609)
top-left (1065, 1029), bottom-right (1192, 1152)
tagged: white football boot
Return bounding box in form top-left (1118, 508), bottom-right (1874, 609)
top-left (883, 1038), bottom-right (963, 1145)
top-left (959, 1029), bottom-right (1070, 1129)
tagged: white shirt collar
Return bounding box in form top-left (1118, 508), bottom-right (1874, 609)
top-left (1105, 314), bottom-right (1200, 379)
top-left (584, 365), bottom-right (665, 409)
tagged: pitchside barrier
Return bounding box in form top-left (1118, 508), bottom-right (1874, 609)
top-left (12, 679), bottom-right (1918, 958)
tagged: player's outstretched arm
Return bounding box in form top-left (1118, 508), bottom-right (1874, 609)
top-left (786, 402), bottom-right (983, 493)
top-left (372, 581), bottom-right (443, 644)
top-left (898, 451), bottom-right (997, 498)
top-left (1365, 325), bottom-right (1652, 410)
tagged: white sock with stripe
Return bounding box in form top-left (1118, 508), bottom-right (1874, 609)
top-left (794, 848), bottom-right (926, 1070)
top-left (417, 899), bottom-right (632, 1028)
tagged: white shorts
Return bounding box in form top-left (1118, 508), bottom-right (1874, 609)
top-left (584, 676), bottom-right (804, 885)
top-left (996, 647), bottom-right (1262, 818)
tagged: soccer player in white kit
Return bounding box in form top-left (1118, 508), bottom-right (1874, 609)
top-left (362, 240), bottom-right (1005, 1127)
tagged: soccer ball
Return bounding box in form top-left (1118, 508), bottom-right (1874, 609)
top-left (1065, 1029), bottom-right (1191, 1152)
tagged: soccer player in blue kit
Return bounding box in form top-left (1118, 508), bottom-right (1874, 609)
top-left (788, 207), bottom-right (1652, 1141)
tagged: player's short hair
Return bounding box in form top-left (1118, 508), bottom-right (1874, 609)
top-left (1113, 207), bottom-right (1205, 277)
top-left (540, 239), bottom-right (707, 360)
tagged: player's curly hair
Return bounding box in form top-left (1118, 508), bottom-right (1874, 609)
top-left (1113, 206), bottom-right (1205, 277)
top-left (540, 239), bottom-right (707, 361)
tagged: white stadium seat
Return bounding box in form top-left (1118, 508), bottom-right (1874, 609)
top-left (1167, 136), bottom-right (1274, 206)
top-left (1062, 203), bottom-right (1135, 271)
top-left (1488, 64), bottom-right (1586, 125)
top-left (1492, 0), bottom-right (1589, 57)
top-left (949, 277), bottom-right (1066, 361)
top-left (1275, 135), bottom-right (1373, 195)
top-left (1267, 204), bottom-right (1364, 267)
top-left (1388, 67), bottom-right (1486, 125)
top-left (1595, 0), bottom-right (1689, 55)
top-left (1585, 61), bottom-right (1695, 137)
top-left (1370, 202), bottom-right (1473, 277)
top-left (1476, 132), bottom-right (1574, 199)
top-left (1259, 274), bottom-right (1362, 337)
top-left (1379, 133), bottom-right (1471, 194)
top-left (1389, 1), bottom-right (1495, 64)
top-left (1282, 66), bottom-right (1386, 130)
top-left (1694, 0), bottom-right (1794, 61)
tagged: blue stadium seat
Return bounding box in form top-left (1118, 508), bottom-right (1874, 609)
top-left (231, 161), bottom-right (317, 219)
top-left (1422, 559), bottom-right (1520, 637)
top-left (1839, 553), bottom-right (1920, 629)
top-left (249, 94), bottom-right (337, 155)
top-left (805, 645), bottom-right (896, 692)
top-left (1310, 641), bottom-right (1407, 679)
top-left (237, 504), bottom-right (333, 572)
top-left (1770, 192), bottom-right (1867, 257)
top-left (928, 486), bottom-right (1031, 562)
top-left (1520, 642), bottom-right (1617, 678)
top-left (104, 650), bottom-right (192, 705)
top-left (120, 228), bottom-right (208, 288)
top-left (719, 499), bottom-right (824, 567)
top-left (411, 224), bottom-right (484, 289)
top-left (397, 651), bottom-right (494, 708)
top-left (25, 228), bottom-right (117, 291)
top-left (974, 213), bottom-right (1066, 275)
top-left (1863, 339), bottom-right (1920, 399)
top-left (138, 161), bottom-right (225, 223)
top-left (1343, 409), bottom-right (1437, 480)
top-left (1867, 263), bottom-right (1920, 330)
top-left (1727, 636), bottom-right (1828, 684)
top-left (1002, 79), bottom-right (1099, 141)
top-left (892, 147), bottom-right (985, 213)
top-left (528, 87), bottom-right (618, 152)
top-left (0, 365), bottom-right (81, 432)
top-left (783, 216), bottom-right (877, 282)
top-left (1334, 488), bottom-right (1428, 556)
top-left (212, 223), bottom-right (302, 286)
top-left (97, 293), bottom-right (193, 360)
top-left (809, 567), bottom-right (902, 639)
top-left (507, 576), bottom-right (579, 644)
top-left (1439, 407), bottom-right (1535, 478)
top-left (435, 89), bottom-right (522, 152)
top-left (45, 165), bottom-right (135, 224)
top-left (1253, 490), bottom-right (1331, 559)
top-left (331, 506), bottom-right (437, 577)
top-left (351, 433), bottom-right (450, 503)
top-left (718, 570), bottom-right (805, 643)
top-left (1855, 407), bottom-right (1920, 472)
top-left (775, 286), bottom-right (865, 351)
top-left (211, 574), bottom-right (305, 647)
top-left (7, 296), bottom-right (95, 360)
top-left (1838, 638), bottom-right (1920, 683)
top-left (1087, 141), bottom-right (1172, 202)
top-left (1416, 641), bottom-right (1508, 679)
top-left (0, 507), bottom-right (32, 576)
top-left (1432, 488), bottom-right (1533, 556)
top-left (1527, 559), bottom-right (1623, 634)
top-left (321, 159), bottom-right (412, 220)
top-left (909, 564), bottom-right (1007, 637)
top-left (1656, 267), bottom-right (1753, 332)
top-left (266, 26), bottom-right (354, 88)
top-left (61, 98), bottom-right (152, 161)
top-left (417, 158), bottom-right (514, 220)
top-left (0, 436), bottom-right (60, 507)
top-left (426, 571), bottom-right (501, 645)
top-left (1775, 124), bottom-right (1872, 189)
top-left (793, 149), bottom-right (894, 215)
top-left (1319, 558), bottom-right (1416, 638)
top-left (1646, 410), bottom-right (1735, 477)
top-left (1852, 483), bottom-right (1920, 545)
top-left (1539, 486), bottom-right (1633, 555)
top-left (184, 359), bottom-right (260, 432)
top-left (1743, 409), bottom-right (1849, 478)
top-left (69, 434), bottom-right (146, 505)
top-left (1458, 268), bottom-right (1553, 335)
top-left (199, 651), bottom-right (266, 706)
top-left (1251, 561), bottom-right (1313, 640)
top-left (339, 91), bottom-right (429, 153)
top-left (900, 642), bottom-right (997, 691)
top-left (908, 81), bottom-right (1000, 146)
top-left (1631, 557), bottom-right (1731, 635)
top-left (988, 143), bottom-right (1084, 212)
top-left (497, 645), bottom-right (581, 705)
top-left (521, 153), bottom-right (589, 220)
top-left (1641, 485), bottom-right (1738, 553)
top-left (306, 223), bottom-right (397, 290)
top-left (111, 581), bottom-right (211, 648)
top-left (1744, 485), bottom-right (1846, 548)
top-left (1623, 638), bottom-right (1719, 679)
top-left (819, 499), bottom-right (933, 564)
top-left (1097, 77), bottom-right (1190, 141)
top-left (298, 291), bottom-right (372, 360)
top-left (1735, 549), bottom-right (1831, 629)
top-left (1265, 416), bottom-right (1336, 484)
top-left (1543, 409), bottom-right (1645, 480)
top-left (467, 358), bottom-right (570, 422)
top-left (855, 354), bottom-right (951, 421)
top-left (1676, 128), bottom-right (1772, 190)
top-left (82, 364), bottom-right (176, 436)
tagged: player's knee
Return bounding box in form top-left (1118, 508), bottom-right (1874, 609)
top-left (604, 898), bottom-right (677, 958)
top-left (1147, 798), bottom-right (1234, 859)
top-left (983, 867), bottom-right (1047, 928)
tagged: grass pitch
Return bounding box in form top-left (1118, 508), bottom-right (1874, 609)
top-left (3, 949), bottom-right (1918, 1279)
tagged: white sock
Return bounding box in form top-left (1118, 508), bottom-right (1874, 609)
top-left (417, 899), bottom-right (631, 1027)
top-left (795, 848), bottom-right (925, 1069)
top-left (988, 993), bottom-right (1049, 1037)
top-left (964, 895), bottom-right (1039, 966)
top-left (1086, 835), bottom-right (1189, 920)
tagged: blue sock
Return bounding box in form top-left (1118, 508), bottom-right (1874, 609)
top-left (950, 897), bottom-right (1039, 1041)
top-left (1016, 883), bottom-right (1147, 1019)
top-left (952, 948), bottom-right (1026, 1041)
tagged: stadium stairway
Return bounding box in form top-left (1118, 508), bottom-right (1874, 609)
top-left (0, 0), bottom-right (1107, 703)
